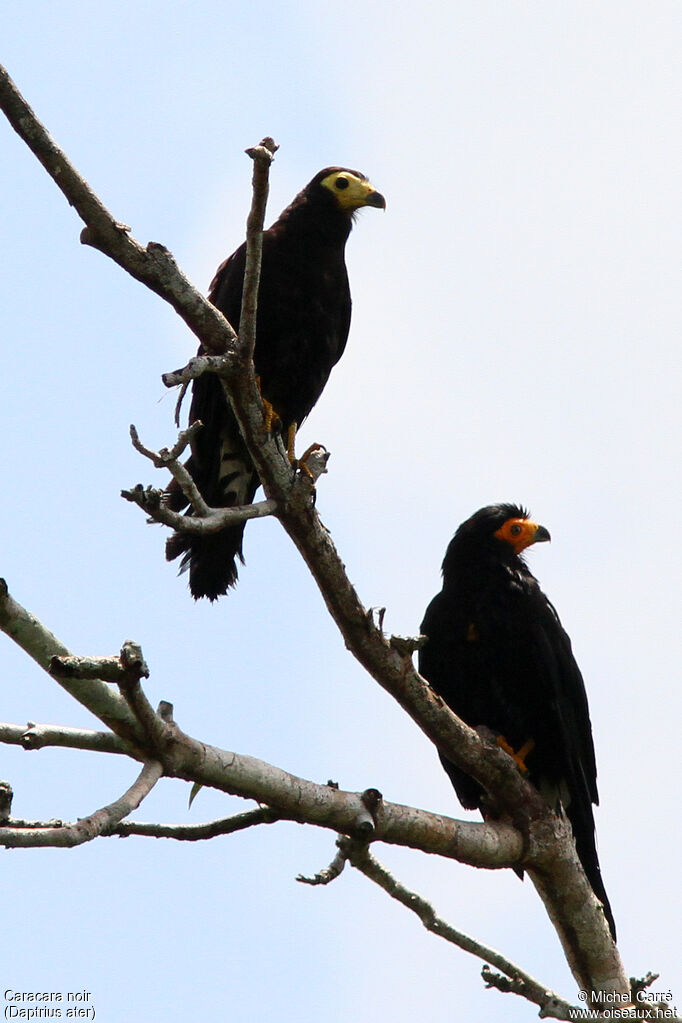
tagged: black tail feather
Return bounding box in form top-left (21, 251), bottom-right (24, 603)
top-left (163, 408), bottom-right (259, 599)
top-left (166, 525), bottom-right (246, 601)
top-left (569, 807), bottom-right (617, 941)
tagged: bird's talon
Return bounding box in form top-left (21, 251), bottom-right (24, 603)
top-left (297, 460), bottom-right (315, 480)
top-left (262, 396), bottom-right (281, 435)
top-left (296, 443), bottom-right (329, 482)
top-left (496, 735), bottom-right (535, 774)
top-left (255, 376), bottom-right (281, 434)
top-left (298, 442), bottom-right (323, 464)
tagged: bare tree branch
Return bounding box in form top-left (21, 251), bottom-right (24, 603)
top-left (345, 837), bottom-right (581, 1020)
top-left (239, 137), bottom-right (278, 361)
top-left (296, 835), bottom-right (350, 886)
top-left (162, 354), bottom-right (235, 388)
top-left (130, 421), bottom-right (212, 516)
top-left (122, 483), bottom-right (277, 533)
top-left (0, 761), bottom-right (162, 847)
top-left (123, 423), bottom-right (277, 531)
top-left (50, 642), bottom-right (149, 685)
top-left (115, 652), bottom-right (172, 754)
top-left (115, 805), bottom-right (279, 840)
top-left (0, 612), bottom-right (523, 868)
top-left (0, 721), bottom-right (128, 755)
top-left (0, 579), bottom-right (141, 744)
top-left (0, 63), bottom-right (238, 356)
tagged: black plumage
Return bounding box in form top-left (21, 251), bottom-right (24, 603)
top-left (166, 167), bottom-right (385, 600)
top-left (419, 504), bottom-right (615, 939)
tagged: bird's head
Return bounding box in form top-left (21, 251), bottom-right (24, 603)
top-left (444, 504), bottom-right (551, 572)
top-left (313, 167), bottom-right (386, 213)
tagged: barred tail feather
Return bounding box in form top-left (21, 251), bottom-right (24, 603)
top-left (165, 427), bottom-right (258, 600)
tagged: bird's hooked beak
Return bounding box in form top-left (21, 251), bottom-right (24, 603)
top-left (363, 189), bottom-right (386, 209)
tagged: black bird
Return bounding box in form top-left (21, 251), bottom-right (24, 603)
top-left (419, 504), bottom-right (615, 939)
top-left (166, 167), bottom-right (385, 599)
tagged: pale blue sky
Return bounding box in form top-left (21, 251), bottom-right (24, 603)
top-left (1, 3), bottom-right (680, 1020)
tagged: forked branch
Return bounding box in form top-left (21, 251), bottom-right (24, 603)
top-left (122, 423), bottom-right (277, 532)
top-left (0, 761), bottom-right (162, 848)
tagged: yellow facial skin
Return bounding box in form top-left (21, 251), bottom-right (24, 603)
top-left (320, 170), bottom-right (386, 211)
top-left (494, 517), bottom-right (551, 554)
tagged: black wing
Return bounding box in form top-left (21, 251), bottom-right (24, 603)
top-left (528, 598), bottom-right (614, 937)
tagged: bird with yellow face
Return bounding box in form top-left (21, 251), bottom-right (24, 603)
top-left (165, 167), bottom-right (385, 600)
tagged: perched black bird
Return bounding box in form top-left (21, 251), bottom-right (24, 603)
top-left (166, 167), bottom-right (385, 600)
top-left (419, 504), bottom-right (615, 939)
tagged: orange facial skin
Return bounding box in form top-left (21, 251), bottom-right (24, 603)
top-left (494, 517), bottom-right (551, 554)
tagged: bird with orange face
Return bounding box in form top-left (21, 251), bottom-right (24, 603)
top-left (419, 503), bottom-right (615, 939)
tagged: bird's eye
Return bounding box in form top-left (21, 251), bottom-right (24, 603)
top-left (335, 177), bottom-right (349, 190)
top-left (510, 523), bottom-right (522, 537)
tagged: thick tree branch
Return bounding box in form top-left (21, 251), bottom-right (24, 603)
top-left (0, 580), bottom-right (142, 745)
top-left (0, 761), bottom-right (162, 848)
top-left (121, 718), bottom-right (525, 869)
top-left (0, 617), bottom-right (523, 868)
top-left (0, 64), bottom-right (238, 356)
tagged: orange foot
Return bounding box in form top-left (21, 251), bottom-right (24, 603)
top-left (296, 442), bottom-right (328, 480)
top-left (256, 377), bottom-right (281, 434)
top-left (496, 735), bottom-right (535, 774)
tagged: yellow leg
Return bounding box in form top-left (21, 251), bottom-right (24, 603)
top-left (286, 423), bottom-right (298, 463)
top-left (496, 735), bottom-right (536, 774)
top-left (256, 376), bottom-right (281, 434)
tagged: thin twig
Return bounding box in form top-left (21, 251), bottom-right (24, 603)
top-left (129, 422), bottom-right (211, 517)
top-left (162, 354), bottom-right (235, 388)
top-left (0, 761), bottom-right (163, 847)
top-left (122, 484), bottom-right (276, 533)
top-left (344, 839), bottom-right (577, 1020)
top-left (117, 674), bottom-right (170, 755)
top-left (115, 805), bottom-right (279, 840)
top-left (297, 835), bottom-right (350, 886)
top-left (239, 137), bottom-right (278, 362)
top-left (123, 420), bottom-right (279, 531)
top-left (0, 721), bottom-right (128, 756)
top-left (50, 644), bottom-right (148, 685)
top-left (132, 419), bottom-right (202, 464)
